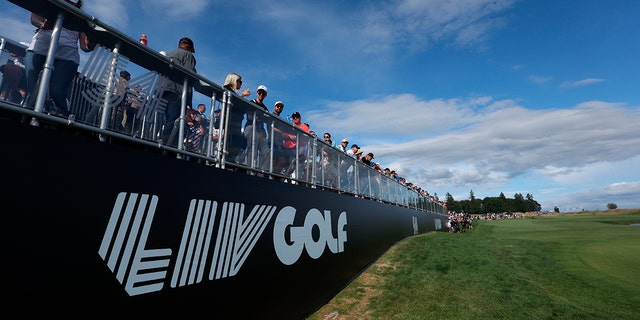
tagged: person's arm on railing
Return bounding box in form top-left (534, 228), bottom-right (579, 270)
top-left (78, 32), bottom-right (95, 52)
top-left (31, 13), bottom-right (51, 29)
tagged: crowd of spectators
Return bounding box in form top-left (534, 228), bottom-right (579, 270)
top-left (175, 83), bottom-right (444, 206)
top-left (1, 23), bottom-right (445, 208)
top-left (304, 127), bottom-right (441, 205)
top-left (446, 211), bottom-right (529, 233)
top-left (179, 76), bottom-right (447, 206)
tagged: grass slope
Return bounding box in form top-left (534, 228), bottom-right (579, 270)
top-left (308, 210), bottom-right (640, 320)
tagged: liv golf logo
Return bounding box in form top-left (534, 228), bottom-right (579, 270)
top-left (98, 192), bottom-right (347, 296)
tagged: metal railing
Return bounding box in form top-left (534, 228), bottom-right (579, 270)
top-left (1, 0), bottom-right (447, 216)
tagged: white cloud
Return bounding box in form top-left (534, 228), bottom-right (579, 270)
top-left (550, 181), bottom-right (640, 211)
top-left (311, 95), bottom-right (640, 210)
top-left (307, 94), bottom-right (483, 141)
top-left (529, 75), bottom-right (552, 84)
top-left (139, 0), bottom-right (209, 20)
top-left (85, 0), bottom-right (210, 28)
top-left (541, 156), bottom-right (640, 187)
top-left (559, 78), bottom-right (605, 88)
top-left (233, 0), bottom-right (518, 78)
top-left (358, 0), bottom-right (516, 53)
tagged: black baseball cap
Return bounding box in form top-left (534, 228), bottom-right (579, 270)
top-left (179, 37), bottom-right (195, 53)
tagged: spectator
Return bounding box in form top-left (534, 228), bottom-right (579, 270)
top-left (337, 138), bottom-right (348, 152)
top-left (370, 162), bottom-right (384, 195)
top-left (210, 109), bottom-right (222, 149)
top-left (282, 111), bottom-right (309, 176)
top-left (348, 149), bottom-right (363, 186)
top-left (270, 101), bottom-right (289, 175)
top-left (123, 83), bottom-right (143, 135)
top-left (323, 132), bottom-right (335, 147)
top-left (291, 111), bottom-right (309, 133)
top-left (112, 70), bottom-right (130, 131)
top-left (346, 143), bottom-right (359, 158)
top-left (1, 52), bottom-right (27, 104)
top-left (194, 103), bottom-right (209, 136)
top-left (243, 85), bottom-right (270, 168)
top-left (24, 0), bottom-right (95, 116)
top-left (0, 62), bottom-right (24, 104)
top-left (156, 37), bottom-right (196, 145)
top-left (222, 72), bottom-right (250, 97)
top-left (139, 33), bottom-right (148, 46)
top-left (196, 103), bottom-right (207, 122)
top-left (184, 108), bottom-right (204, 152)
top-left (355, 148), bottom-right (363, 160)
top-left (342, 143), bottom-right (360, 189)
top-left (362, 152), bottom-right (374, 166)
top-left (272, 100), bottom-right (284, 116)
top-left (222, 72), bottom-right (250, 160)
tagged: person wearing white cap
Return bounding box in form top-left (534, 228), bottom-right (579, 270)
top-left (338, 138), bottom-right (348, 152)
top-left (243, 85), bottom-right (270, 169)
top-left (256, 85), bottom-right (268, 95)
top-left (272, 100), bottom-right (284, 117)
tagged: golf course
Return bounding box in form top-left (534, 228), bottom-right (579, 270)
top-left (308, 209), bottom-right (640, 320)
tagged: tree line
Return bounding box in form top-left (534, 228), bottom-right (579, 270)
top-left (445, 190), bottom-right (542, 214)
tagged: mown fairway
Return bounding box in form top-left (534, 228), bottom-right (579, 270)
top-left (308, 210), bottom-right (640, 320)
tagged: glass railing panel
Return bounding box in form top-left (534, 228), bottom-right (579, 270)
top-left (2, 0), bottom-right (449, 214)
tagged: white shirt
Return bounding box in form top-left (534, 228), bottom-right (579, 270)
top-left (28, 27), bottom-right (81, 64)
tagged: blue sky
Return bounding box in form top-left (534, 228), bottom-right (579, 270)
top-left (3, 0), bottom-right (639, 212)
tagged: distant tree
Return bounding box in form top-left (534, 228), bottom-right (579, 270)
top-left (607, 203), bottom-right (618, 210)
top-left (467, 190), bottom-right (482, 213)
top-left (445, 193), bottom-right (457, 212)
top-left (513, 193), bottom-right (525, 212)
top-left (483, 196), bottom-right (504, 214)
top-left (523, 193), bottom-right (542, 212)
top-left (444, 191), bottom-right (542, 214)
top-left (458, 199), bottom-right (471, 213)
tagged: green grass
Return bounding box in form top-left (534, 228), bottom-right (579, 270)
top-left (308, 210), bottom-right (640, 320)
